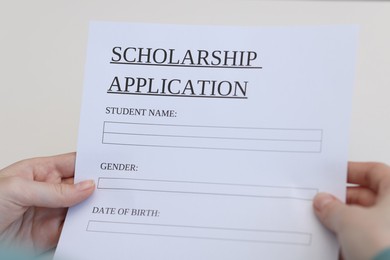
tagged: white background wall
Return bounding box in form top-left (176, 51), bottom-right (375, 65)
top-left (1, 0), bottom-right (389, 168)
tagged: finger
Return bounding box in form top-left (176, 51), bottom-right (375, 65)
top-left (62, 177), bottom-right (74, 185)
top-left (346, 186), bottom-right (376, 206)
top-left (2, 153), bottom-right (77, 181)
top-left (32, 152), bottom-right (77, 180)
top-left (339, 251), bottom-right (344, 260)
top-left (7, 177), bottom-right (95, 208)
top-left (313, 193), bottom-right (347, 233)
top-left (49, 152), bottom-right (76, 178)
top-left (347, 162), bottom-right (390, 191)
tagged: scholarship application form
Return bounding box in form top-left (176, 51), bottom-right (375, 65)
top-left (54, 22), bottom-right (357, 260)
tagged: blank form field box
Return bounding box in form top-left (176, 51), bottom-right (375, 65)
top-left (102, 121), bottom-right (323, 153)
top-left (86, 221), bottom-right (312, 245)
top-left (96, 178), bottom-right (315, 245)
top-left (97, 178), bottom-right (318, 201)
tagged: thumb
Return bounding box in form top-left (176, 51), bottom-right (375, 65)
top-left (10, 177), bottom-right (95, 208)
top-left (313, 192), bottom-right (347, 234)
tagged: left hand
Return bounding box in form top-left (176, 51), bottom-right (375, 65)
top-left (0, 153), bottom-right (95, 254)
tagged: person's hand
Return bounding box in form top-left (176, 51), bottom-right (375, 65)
top-left (313, 162), bottom-right (390, 260)
top-left (0, 153), bottom-right (95, 254)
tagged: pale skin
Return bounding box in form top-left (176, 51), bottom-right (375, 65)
top-left (0, 153), bottom-right (94, 254)
top-left (314, 162), bottom-right (390, 260)
top-left (1, 154), bottom-right (389, 259)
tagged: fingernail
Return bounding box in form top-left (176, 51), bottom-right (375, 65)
top-left (75, 180), bottom-right (95, 191)
top-left (314, 193), bottom-right (334, 211)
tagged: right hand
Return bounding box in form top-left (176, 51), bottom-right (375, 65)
top-left (313, 162), bottom-right (390, 260)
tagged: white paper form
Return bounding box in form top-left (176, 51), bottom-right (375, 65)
top-left (55, 22), bottom-right (358, 260)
